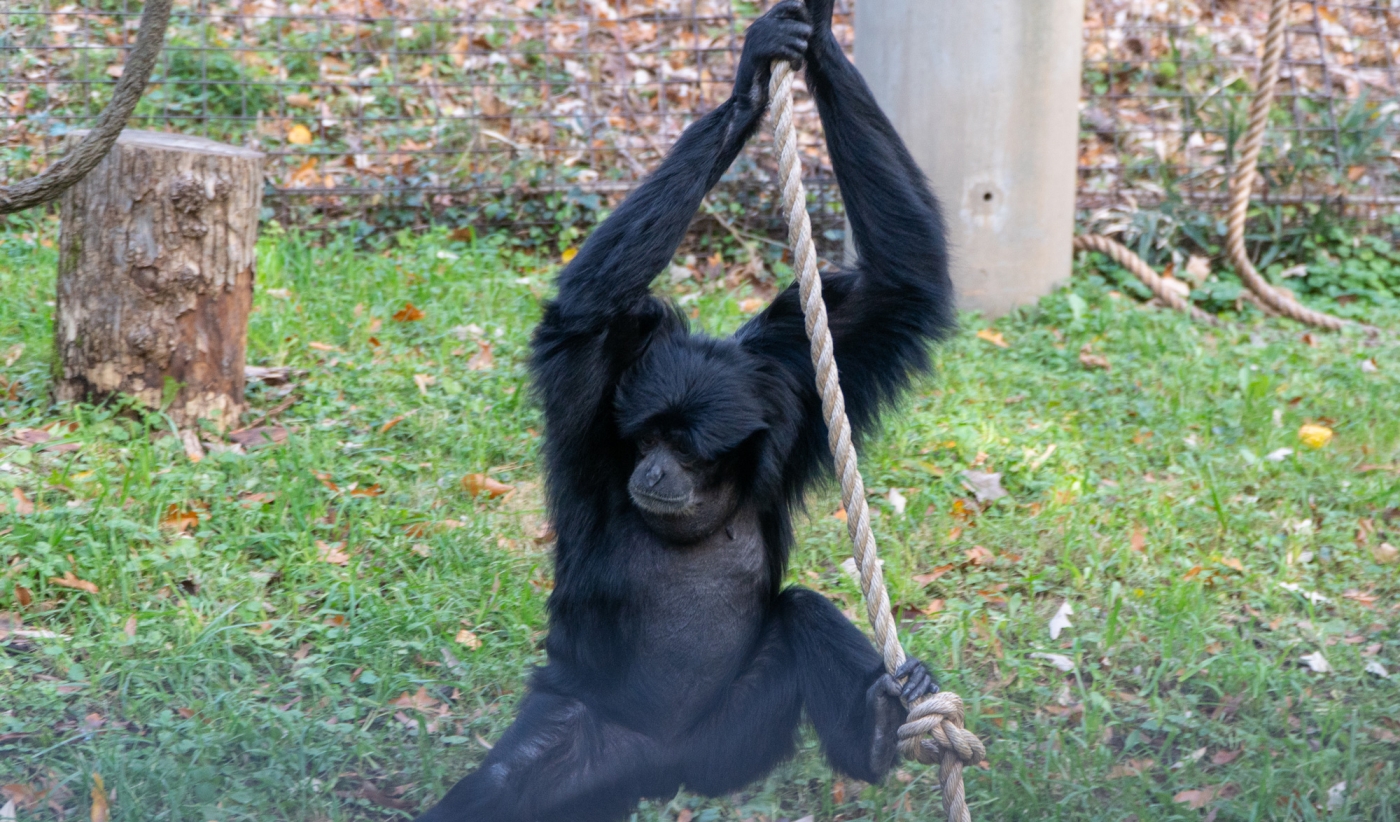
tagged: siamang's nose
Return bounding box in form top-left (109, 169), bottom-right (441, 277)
top-left (645, 463), bottom-right (665, 487)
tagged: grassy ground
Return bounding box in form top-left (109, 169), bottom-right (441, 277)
top-left (1, 215), bottom-right (1398, 822)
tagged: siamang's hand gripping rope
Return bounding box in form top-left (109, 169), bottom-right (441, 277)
top-left (767, 61), bottom-right (987, 822)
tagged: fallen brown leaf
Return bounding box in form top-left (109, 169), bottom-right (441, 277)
top-left (1173, 784), bottom-right (1240, 810)
top-left (462, 473), bottom-right (514, 499)
top-left (1372, 542), bottom-right (1399, 565)
top-left (228, 426), bottom-right (289, 448)
top-left (122, 616), bottom-right (137, 639)
top-left (1107, 758), bottom-right (1155, 779)
top-left (380, 415), bottom-right (406, 434)
top-left (11, 488), bottom-right (33, 516)
top-left (466, 341), bottom-right (495, 371)
top-left (913, 564), bottom-right (956, 586)
top-left (392, 303), bottom-right (425, 322)
top-left (738, 297), bottom-right (765, 314)
top-left (455, 628), bottom-right (482, 649)
top-left (1211, 749), bottom-right (1242, 765)
top-left (964, 545), bottom-right (995, 565)
top-left (160, 505), bottom-right (200, 534)
top-left (308, 341), bottom-right (340, 352)
top-left (315, 540), bottom-right (350, 566)
top-left (349, 484), bottom-right (384, 497)
top-left (1079, 343), bottom-right (1111, 371)
top-left (356, 783), bottom-right (413, 811)
top-left (389, 686), bottom-right (441, 713)
top-left (49, 572), bottom-right (98, 595)
top-left (1130, 526), bottom-right (1146, 552)
top-left (1342, 589), bottom-right (1378, 607)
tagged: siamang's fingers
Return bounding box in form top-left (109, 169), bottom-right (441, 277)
top-left (895, 658), bottom-right (940, 703)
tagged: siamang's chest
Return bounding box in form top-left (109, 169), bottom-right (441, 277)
top-left (632, 505), bottom-right (769, 712)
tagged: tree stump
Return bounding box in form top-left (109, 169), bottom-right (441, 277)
top-left (54, 130), bottom-right (263, 430)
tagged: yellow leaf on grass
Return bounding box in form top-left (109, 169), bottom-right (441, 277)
top-left (286, 124), bottom-right (313, 145)
top-left (1298, 424), bottom-right (1334, 449)
top-left (976, 328), bottom-right (1009, 348)
top-left (90, 773), bottom-right (108, 822)
top-left (561, 247), bottom-right (578, 263)
top-left (1219, 557), bottom-right (1245, 572)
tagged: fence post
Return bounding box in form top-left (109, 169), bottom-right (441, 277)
top-left (54, 130), bottom-right (263, 431)
top-left (855, 0), bottom-right (1085, 318)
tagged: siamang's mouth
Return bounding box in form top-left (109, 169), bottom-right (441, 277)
top-left (630, 489), bottom-right (693, 516)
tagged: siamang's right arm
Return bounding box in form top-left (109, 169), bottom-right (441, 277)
top-left (532, 2), bottom-right (810, 535)
top-left (737, 0), bottom-right (954, 499)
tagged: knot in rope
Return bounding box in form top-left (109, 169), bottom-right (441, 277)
top-left (897, 692), bottom-right (986, 767)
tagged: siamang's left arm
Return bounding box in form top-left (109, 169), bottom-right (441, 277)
top-left (532, 2), bottom-right (811, 539)
top-left (736, 0), bottom-right (954, 498)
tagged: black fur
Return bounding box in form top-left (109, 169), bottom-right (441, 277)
top-left (416, 2), bottom-right (953, 819)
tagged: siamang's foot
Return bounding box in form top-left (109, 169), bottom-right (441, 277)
top-left (734, 1), bottom-right (810, 98)
top-left (894, 657), bottom-right (940, 704)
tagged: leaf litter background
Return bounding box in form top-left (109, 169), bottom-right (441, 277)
top-left (3, 0), bottom-right (1400, 241)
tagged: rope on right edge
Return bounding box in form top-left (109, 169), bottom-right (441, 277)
top-left (768, 60), bottom-right (986, 822)
top-left (1080, 0), bottom-right (1372, 334)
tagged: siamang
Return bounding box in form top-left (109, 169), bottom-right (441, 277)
top-left (416, 1), bottom-right (954, 819)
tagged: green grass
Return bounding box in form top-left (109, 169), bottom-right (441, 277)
top-left (1, 215), bottom-right (1398, 822)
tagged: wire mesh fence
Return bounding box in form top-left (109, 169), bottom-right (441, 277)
top-left (2, 0), bottom-right (1398, 245)
top-left (1081, 0), bottom-right (1400, 224)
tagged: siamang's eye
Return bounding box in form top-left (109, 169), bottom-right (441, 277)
top-left (639, 435), bottom-right (660, 451)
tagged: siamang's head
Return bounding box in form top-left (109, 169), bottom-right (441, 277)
top-left (615, 336), bottom-right (772, 543)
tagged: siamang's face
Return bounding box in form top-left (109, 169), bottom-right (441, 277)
top-left (628, 433), bottom-right (739, 543)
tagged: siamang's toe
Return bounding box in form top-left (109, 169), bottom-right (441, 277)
top-left (895, 658), bottom-right (940, 703)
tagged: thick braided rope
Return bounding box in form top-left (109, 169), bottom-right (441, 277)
top-left (1077, 0), bottom-right (1371, 333)
top-left (0, 0), bottom-right (173, 214)
top-left (1073, 234), bottom-right (1222, 325)
top-left (767, 61), bottom-right (985, 822)
top-left (1224, 0), bottom-right (1370, 332)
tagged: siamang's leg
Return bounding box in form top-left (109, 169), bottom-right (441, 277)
top-left (779, 587), bottom-right (930, 783)
top-left (414, 691), bottom-right (676, 822)
top-left (676, 609), bottom-right (803, 796)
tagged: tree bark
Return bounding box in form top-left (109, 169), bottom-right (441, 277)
top-left (54, 130), bottom-right (263, 430)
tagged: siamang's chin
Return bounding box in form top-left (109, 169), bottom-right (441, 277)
top-left (632, 486), bottom-right (737, 544)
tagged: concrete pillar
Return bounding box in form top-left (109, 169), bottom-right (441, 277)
top-left (854, 0), bottom-right (1085, 318)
